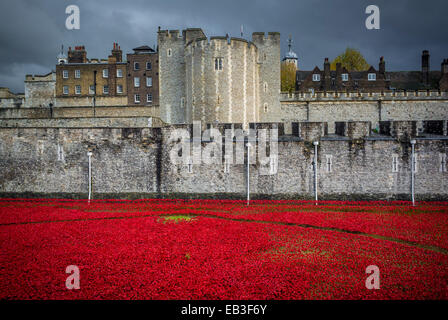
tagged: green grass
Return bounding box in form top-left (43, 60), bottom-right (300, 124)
top-left (160, 215), bottom-right (194, 223)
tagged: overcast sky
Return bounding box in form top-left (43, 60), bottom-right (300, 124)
top-left (0, 0), bottom-right (447, 93)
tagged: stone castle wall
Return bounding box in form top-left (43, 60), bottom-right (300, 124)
top-left (24, 73), bottom-right (55, 108)
top-left (1, 122), bottom-right (446, 200)
top-left (0, 105), bottom-right (160, 119)
top-left (277, 93), bottom-right (448, 134)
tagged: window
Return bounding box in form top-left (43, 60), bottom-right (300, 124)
top-left (263, 82), bottom-right (268, 93)
top-left (75, 70), bottom-right (80, 78)
top-left (368, 73), bottom-right (376, 81)
top-left (134, 62), bottom-right (140, 70)
top-left (102, 69), bottom-right (108, 78)
top-left (180, 97), bottom-right (185, 108)
top-left (224, 157), bottom-right (230, 173)
top-left (57, 144), bottom-right (64, 161)
top-left (89, 85), bottom-right (95, 95)
top-left (63, 86), bottom-right (69, 95)
top-left (103, 85), bottom-right (109, 94)
top-left (269, 156), bottom-right (278, 175)
top-left (63, 70), bottom-right (68, 79)
top-left (116, 69), bottom-right (123, 78)
top-left (134, 77), bottom-right (140, 88)
top-left (117, 85), bottom-right (123, 94)
top-left (214, 58), bottom-right (223, 71)
top-left (440, 154), bottom-right (447, 172)
top-left (146, 77), bottom-right (152, 87)
top-left (134, 94), bottom-right (140, 103)
top-left (146, 62), bottom-right (152, 70)
top-left (75, 85), bottom-right (81, 95)
top-left (264, 103), bottom-right (268, 113)
top-left (341, 73), bottom-right (349, 81)
top-left (326, 155), bottom-right (333, 173)
top-left (392, 155), bottom-right (399, 173)
top-left (312, 74), bottom-right (320, 82)
top-left (187, 157), bottom-right (193, 173)
top-left (167, 48), bottom-right (172, 57)
top-left (147, 93), bottom-right (152, 103)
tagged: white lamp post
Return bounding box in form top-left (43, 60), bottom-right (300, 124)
top-left (410, 139), bottom-right (416, 206)
top-left (87, 151), bottom-right (92, 203)
top-left (246, 142), bottom-right (252, 206)
top-left (313, 141), bottom-right (319, 204)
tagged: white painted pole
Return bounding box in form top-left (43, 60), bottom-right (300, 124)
top-left (313, 141), bottom-right (319, 204)
top-left (87, 151), bottom-right (92, 203)
top-left (247, 142), bottom-right (251, 206)
top-left (411, 139), bottom-right (416, 206)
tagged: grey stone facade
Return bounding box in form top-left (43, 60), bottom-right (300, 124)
top-left (158, 28), bottom-right (280, 127)
top-left (1, 122), bottom-right (446, 200)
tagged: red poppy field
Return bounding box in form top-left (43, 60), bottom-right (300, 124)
top-left (0, 198), bottom-right (447, 299)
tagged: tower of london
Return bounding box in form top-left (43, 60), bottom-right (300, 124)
top-left (158, 28), bottom-right (280, 126)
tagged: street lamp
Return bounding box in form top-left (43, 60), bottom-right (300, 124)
top-left (410, 139), bottom-right (416, 206)
top-left (246, 142), bottom-right (252, 206)
top-left (313, 141), bottom-right (319, 204)
top-left (87, 151), bottom-right (93, 203)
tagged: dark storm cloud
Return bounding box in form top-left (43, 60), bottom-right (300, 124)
top-left (0, 0), bottom-right (447, 92)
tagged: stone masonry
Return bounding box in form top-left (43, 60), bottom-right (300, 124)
top-left (0, 122), bottom-right (446, 200)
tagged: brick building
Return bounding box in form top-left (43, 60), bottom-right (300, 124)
top-left (126, 46), bottom-right (159, 106)
top-left (296, 57), bottom-right (388, 92)
top-left (55, 44), bottom-right (127, 107)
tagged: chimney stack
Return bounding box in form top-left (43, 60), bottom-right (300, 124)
top-left (67, 45), bottom-right (87, 63)
top-left (110, 42), bottom-right (123, 63)
top-left (442, 59), bottom-right (448, 74)
top-left (379, 56), bottom-right (385, 74)
top-left (422, 50), bottom-right (430, 85)
top-left (324, 58), bottom-right (330, 90)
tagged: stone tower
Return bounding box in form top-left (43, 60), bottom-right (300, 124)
top-left (158, 28), bottom-right (281, 126)
top-left (252, 32), bottom-right (281, 123)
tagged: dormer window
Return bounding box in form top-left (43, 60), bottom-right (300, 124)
top-left (368, 73), bottom-right (376, 81)
top-left (312, 74), bottom-right (320, 82)
top-left (341, 73), bottom-right (349, 81)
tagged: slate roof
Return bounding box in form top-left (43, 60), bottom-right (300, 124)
top-left (132, 45), bottom-right (155, 53)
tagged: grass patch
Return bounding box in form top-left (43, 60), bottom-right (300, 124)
top-left (160, 215), bottom-right (194, 223)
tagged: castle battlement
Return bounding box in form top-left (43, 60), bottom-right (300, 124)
top-left (252, 32), bottom-right (281, 43)
top-left (157, 29), bottom-right (184, 42)
top-left (280, 90), bottom-right (448, 102)
top-left (186, 36), bottom-right (257, 52)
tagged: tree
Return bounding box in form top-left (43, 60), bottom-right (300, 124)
top-left (330, 48), bottom-right (370, 71)
top-left (281, 61), bottom-right (296, 93)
